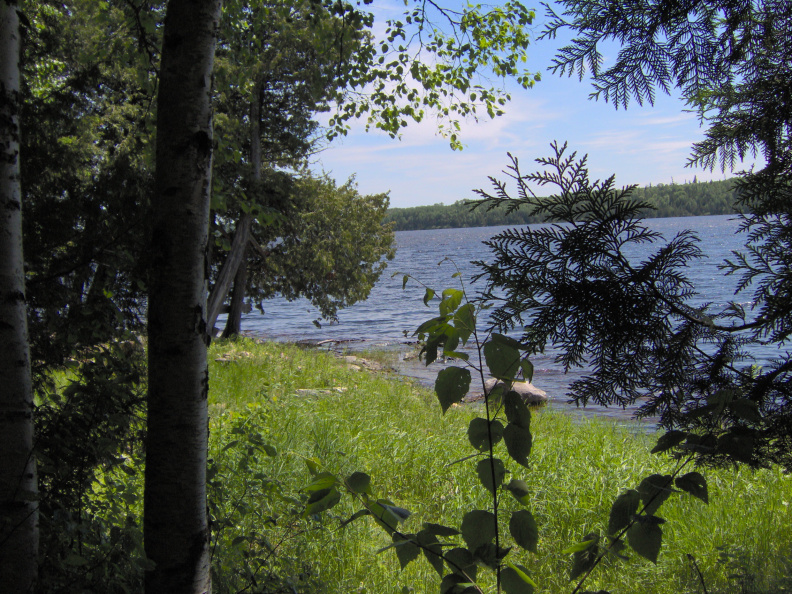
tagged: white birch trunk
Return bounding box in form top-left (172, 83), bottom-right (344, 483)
top-left (144, 1), bottom-right (221, 592)
top-left (0, 2), bottom-right (38, 591)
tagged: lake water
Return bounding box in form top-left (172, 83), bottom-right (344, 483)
top-left (228, 214), bottom-right (777, 426)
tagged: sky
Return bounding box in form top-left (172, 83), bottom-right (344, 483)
top-left (309, 1), bottom-right (743, 210)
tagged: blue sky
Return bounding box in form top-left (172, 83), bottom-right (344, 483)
top-left (310, 1), bottom-right (741, 209)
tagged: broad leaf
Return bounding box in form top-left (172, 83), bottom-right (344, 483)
top-left (369, 500), bottom-right (410, 534)
top-left (504, 390), bottom-right (531, 429)
top-left (675, 472), bottom-right (709, 504)
top-left (461, 510), bottom-right (496, 551)
top-left (435, 366), bottom-right (471, 413)
top-left (626, 521), bottom-right (663, 563)
top-left (445, 547), bottom-right (477, 580)
top-left (423, 287), bottom-right (436, 306)
top-left (502, 562), bottom-right (536, 594)
top-left (521, 358), bottom-right (534, 383)
top-left (569, 533), bottom-right (600, 580)
top-left (650, 430), bottom-right (688, 454)
top-left (484, 340), bottom-right (521, 381)
top-left (476, 457), bottom-right (506, 495)
top-left (303, 486), bottom-right (341, 517)
top-left (422, 522), bottom-right (461, 537)
top-left (454, 303), bottom-right (476, 344)
top-left (509, 510), bottom-right (538, 553)
top-left (717, 429), bottom-right (755, 463)
top-left (608, 489), bottom-right (640, 535)
top-left (340, 508), bottom-right (370, 528)
top-left (503, 422), bottom-right (532, 467)
top-left (392, 533), bottom-right (420, 569)
top-left (440, 288), bottom-right (464, 316)
top-left (728, 398), bottom-right (761, 423)
top-left (506, 479), bottom-right (531, 506)
top-left (346, 471), bottom-right (371, 495)
top-left (440, 573), bottom-right (477, 594)
top-left (637, 474), bottom-right (674, 515)
top-left (468, 417), bottom-right (504, 451)
top-left (417, 529), bottom-right (445, 577)
top-left (303, 471), bottom-right (337, 493)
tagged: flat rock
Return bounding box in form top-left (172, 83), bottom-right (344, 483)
top-left (483, 378), bottom-right (549, 404)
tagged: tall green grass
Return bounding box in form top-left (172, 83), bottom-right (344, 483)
top-left (208, 338), bottom-right (792, 593)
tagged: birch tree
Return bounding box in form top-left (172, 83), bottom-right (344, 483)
top-left (0, 1), bottom-right (38, 591)
top-left (144, 0), bottom-right (221, 591)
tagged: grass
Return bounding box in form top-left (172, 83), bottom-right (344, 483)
top-left (206, 337), bottom-right (792, 593)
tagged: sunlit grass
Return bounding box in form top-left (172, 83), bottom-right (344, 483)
top-left (208, 337), bottom-right (792, 593)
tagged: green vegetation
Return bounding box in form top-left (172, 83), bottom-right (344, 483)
top-left (72, 338), bottom-right (792, 592)
top-left (385, 178), bottom-right (738, 231)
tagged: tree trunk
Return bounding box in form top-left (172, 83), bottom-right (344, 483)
top-left (206, 87), bottom-right (262, 335)
top-left (144, 1), bottom-right (221, 592)
top-left (0, 3), bottom-right (38, 591)
top-left (221, 247), bottom-right (248, 338)
top-left (206, 210), bottom-right (253, 334)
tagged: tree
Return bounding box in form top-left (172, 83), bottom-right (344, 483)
top-left (240, 174), bottom-right (395, 330)
top-left (143, 0), bottom-right (220, 591)
top-left (207, 0), bottom-right (371, 334)
top-left (0, 2), bottom-right (38, 590)
top-left (473, 0), bottom-right (792, 469)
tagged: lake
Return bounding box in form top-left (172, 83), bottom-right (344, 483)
top-left (227, 214), bottom-right (776, 426)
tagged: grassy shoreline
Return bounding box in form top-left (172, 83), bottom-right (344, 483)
top-left (204, 337), bottom-right (792, 593)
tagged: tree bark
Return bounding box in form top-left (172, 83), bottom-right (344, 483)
top-left (0, 3), bottom-right (38, 591)
top-left (206, 87), bottom-right (262, 335)
top-left (221, 247), bottom-right (248, 338)
top-left (144, 1), bottom-right (221, 592)
top-left (206, 210), bottom-right (253, 334)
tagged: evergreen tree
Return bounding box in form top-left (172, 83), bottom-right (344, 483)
top-left (475, 0), bottom-right (792, 469)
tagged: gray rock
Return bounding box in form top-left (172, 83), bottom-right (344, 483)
top-left (483, 378), bottom-right (548, 404)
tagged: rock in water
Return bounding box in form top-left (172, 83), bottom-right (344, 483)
top-left (484, 378), bottom-right (548, 404)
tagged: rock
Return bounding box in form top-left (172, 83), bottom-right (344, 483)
top-left (483, 378), bottom-right (548, 404)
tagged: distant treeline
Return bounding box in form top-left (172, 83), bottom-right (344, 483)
top-left (385, 178), bottom-right (739, 231)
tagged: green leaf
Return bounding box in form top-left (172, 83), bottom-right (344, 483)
top-left (423, 287), bottom-right (436, 306)
top-left (422, 522), bottom-right (460, 537)
top-left (454, 303), bottom-right (476, 344)
top-left (484, 340), bottom-right (521, 381)
top-left (637, 474), bottom-right (674, 515)
top-left (402, 275), bottom-right (409, 289)
top-left (509, 510), bottom-right (538, 553)
top-left (417, 529), bottom-right (445, 577)
top-left (393, 533), bottom-right (421, 569)
top-left (728, 398), bottom-right (761, 422)
top-left (476, 457), bottom-right (506, 495)
top-left (561, 538), bottom-right (597, 555)
top-left (717, 429), bottom-right (755, 463)
top-left (569, 533), bottom-right (600, 580)
top-left (461, 510), bottom-right (496, 551)
top-left (502, 562), bottom-right (536, 593)
top-left (63, 553), bottom-right (89, 567)
top-left (467, 417), bottom-right (504, 451)
top-left (521, 358), bottom-right (534, 383)
top-left (505, 479), bottom-right (531, 506)
top-left (504, 390), bottom-right (531, 429)
top-left (440, 573), bottom-right (476, 594)
top-left (340, 508), bottom-right (370, 528)
top-left (503, 422), bottom-right (532, 467)
top-left (675, 472), bottom-right (709, 504)
top-left (626, 521), bottom-right (663, 563)
top-left (439, 288), bottom-right (464, 316)
top-left (303, 472), bottom-right (337, 493)
top-left (369, 500), bottom-right (410, 534)
top-left (346, 471), bottom-right (372, 495)
top-left (435, 366), bottom-right (471, 413)
top-left (650, 430), bottom-right (688, 454)
top-left (445, 547), bottom-right (477, 580)
top-left (303, 486), bottom-right (341, 517)
top-left (608, 489), bottom-right (640, 535)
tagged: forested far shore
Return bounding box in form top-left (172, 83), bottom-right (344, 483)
top-left (385, 177), bottom-right (738, 230)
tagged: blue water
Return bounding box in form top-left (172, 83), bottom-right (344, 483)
top-left (229, 215), bottom-right (774, 424)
